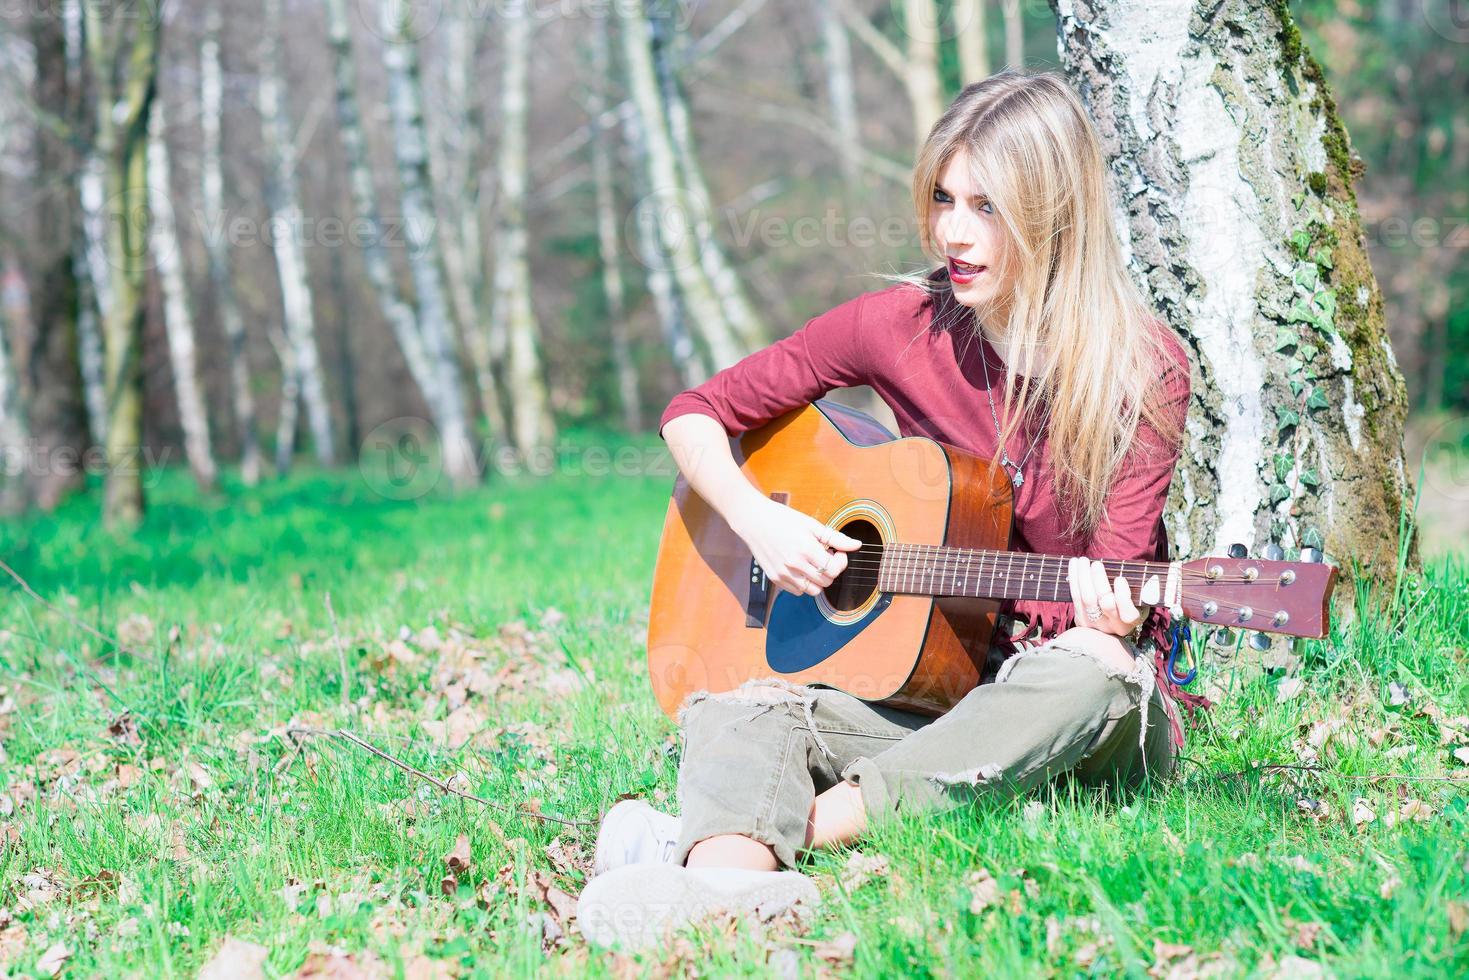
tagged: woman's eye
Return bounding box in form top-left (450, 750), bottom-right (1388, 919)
top-left (978, 200), bottom-right (994, 214)
top-left (932, 187), bottom-right (952, 204)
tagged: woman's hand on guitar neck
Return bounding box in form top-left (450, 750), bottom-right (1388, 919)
top-left (1066, 556), bottom-right (1150, 638)
top-left (730, 497), bottom-right (863, 598)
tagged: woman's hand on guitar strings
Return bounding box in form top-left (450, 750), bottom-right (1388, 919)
top-left (731, 497), bottom-right (863, 597)
top-left (1067, 556), bottom-right (1150, 638)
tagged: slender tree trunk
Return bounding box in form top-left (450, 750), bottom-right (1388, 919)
top-left (621, 103), bottom-right (705, 388)
top-left (1001, 0), bottom-right (1023, 68)
top-left (649, 9), bottom-right (769, 353)
top-left (147, 98), bottom-right (217, 492)
top-left (26, 7), bottom-right (87, 509)
top-left (260, 0), bottom-right (335, 468)
top-left (76, 151), bottom-right (112, 449)
top-left (589, 18), bottom-right (643, 433)
top-left (201, 0), bottom-right (260, 485)
top-left (838, 0), bottom-right (944, 151)
top-left (815, 0), bottom-right (862, 184)
top-left (379, 0), bottom-right (482, 485)
top-left (0, 294), bottom-right (30, 515)
top-left (329, 243), bottom-right (361, 459)
top-left (619, 0), bottom-right (745, 371)
top-left (955, 0), bottom-right (990, 83)
top-left (82, 0), bottom-right (160, 528)
top-left (1051, 0), bottom-right (1415, 580)
top-left (490, 1), bottom-right (556, 454)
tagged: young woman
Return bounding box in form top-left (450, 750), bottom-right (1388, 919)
top-left (577, 69), bottom-right (1206, 950)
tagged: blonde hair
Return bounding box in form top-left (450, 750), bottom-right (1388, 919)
top-left (886, 69), bottom-right (1185, 541)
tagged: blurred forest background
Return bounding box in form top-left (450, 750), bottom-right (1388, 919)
top-left (0, 0), bottom-right (1463, 541)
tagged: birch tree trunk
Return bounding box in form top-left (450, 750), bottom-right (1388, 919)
top-left (65, 0), bottom-right (107, 452)
top-left (433, 4), bottom-right (508, 440)
top-left (816, 0), bottom-right (862, 184)
top-left (589, 18), bottom-right (643, 433)
top-left (82, 0), bottom-right (160, 528)
top-left (838, 0), bottom-right (944, 150)
top-left (1001, 0), bottom-right (1023, 68)
top-left (379, 0), bottom-right (481, 485)
top-left (955, 0), bottom-right (990, 83)
top-left (619, 0), bottom-right (745, 371)
top-left (0, 300), bottom-right (29, 515)
top-left (1051, 0), bottom-right (1414, 581)
top-left (148, 98), bottom-right (217, 492)
top-left (201, 0), bottom-right (260, 485)
top-left (489, 1), bottom-right (556, 454)
top-left (26, 7), bottom-right (88, 509)
top-left (649, 9), bottom-right (769, 353)
top-left (621, 98), bottom-right (705, 389)
top-left (260, 0), bottom-right (335, 468)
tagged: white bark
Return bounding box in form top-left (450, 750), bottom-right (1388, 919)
top-left (1052, 0), bottom-right (1413, 576)
top-left (589, 18), bottom-right (643, 432)
top-left (261, 0), bottom-right (335, 468)
top-left (76, 153), bottom-right (111, 447)
top-left (148, 98), bottom-right (218, 492)
top-left (621, 101), bottom-right (704, 388)
top-left (650, 9), bottom-right (769, 353)
top-left (490, 2), bottom-right (556, 454)
top-left (0, 303), bottom-right (29, 514)
top-left (816, 0), bottom-right (862, 183)
top-left (955, 0), bottom-right (990, 83)
top-left (378, 0), bottom-right (481, 486)
top-left (838, 0), bottom-right (944, 150)
top-left (619, 0), bottom-right (744, 372)
top-left (1001, 0), bottom-right (1023, 68)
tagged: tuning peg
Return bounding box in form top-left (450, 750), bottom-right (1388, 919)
top-left (1227, 543), bottom-right (1248, 558)
top-left (1300, 547), bottom-right (1323, 563)
top-left (1211, 627), bottom-right (1236, 647)
top-left (1249, 632), bottom-right (1272, 651)
top-left (1264, 543), bottom-right (1285, 561)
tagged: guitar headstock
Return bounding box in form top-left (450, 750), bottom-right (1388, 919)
top-left (1178, 548), bottom-right (1337, 639)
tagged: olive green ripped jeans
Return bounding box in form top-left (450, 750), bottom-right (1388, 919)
top-left (671, 636), bottom-right (1177, 869)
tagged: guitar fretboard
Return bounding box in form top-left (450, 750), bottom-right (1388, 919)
top-left (875, 543), bottom-right (1170, 604)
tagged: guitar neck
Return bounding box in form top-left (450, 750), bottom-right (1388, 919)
top-left (877, 543), bottom-right (1170, 604)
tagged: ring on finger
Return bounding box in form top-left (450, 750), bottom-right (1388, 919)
top-left (1085, 605), bottom-right (1102, 622)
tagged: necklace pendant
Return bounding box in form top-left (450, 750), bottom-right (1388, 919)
top-left (1011, 467), bottom-right (1024, 490)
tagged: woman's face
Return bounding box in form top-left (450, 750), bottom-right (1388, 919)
top-left (928, 150), bottom-right (1015, 319)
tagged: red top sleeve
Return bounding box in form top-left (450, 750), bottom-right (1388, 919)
top-left (658, 292), bottom-right (873, 439)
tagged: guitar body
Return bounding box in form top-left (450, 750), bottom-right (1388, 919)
top-left (647, 399), bottom-right (1014, 721)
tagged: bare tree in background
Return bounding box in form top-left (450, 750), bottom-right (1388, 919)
top-left (24, 7), bottom-right (89, 509)
top-left (1000, 0), bottom-right (1023, 68)
top-left (622, 97), bottom-right (704, 389)
top-left (1052, 0), bottom-right (1413, 581)
top-left (490, 0), bottom-right (556, 454)
top-left (587, 15), bottom-right (643, 433)
top-left (81, 0), bottom-right (160, 527)
top-left (148, 95), bottom-right (217, 492)
top-left (815, 0), bottom-right (863, 186)
top-left (70, 0), bottom-right (109, 453)
top-left (260, 0), bottom-right (335, 471)
top-left (620, 0), bottom-right (745, 372)
top-left (0, 298), bottom-right (29, 515)
top-left (838, 0), bottom-right (944, 150)
top-left (650, 8), bottom-right (769, 353)
top-left (200, 0), bottom-right (260, 485)
top-left (955, 0), bottom-right (990, 83)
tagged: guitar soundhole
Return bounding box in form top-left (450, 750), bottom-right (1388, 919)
top-left (824, 518), bottom-right (883, 612)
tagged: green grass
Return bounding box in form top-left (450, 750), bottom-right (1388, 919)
top-left (1, 445), bottom-right (1467, 977)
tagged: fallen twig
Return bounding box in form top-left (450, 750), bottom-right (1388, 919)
top-left (328, 728), bottom-right (599, 835)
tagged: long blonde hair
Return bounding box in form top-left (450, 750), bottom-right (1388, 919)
top-left (891, 69), bottom-right (1185, 541)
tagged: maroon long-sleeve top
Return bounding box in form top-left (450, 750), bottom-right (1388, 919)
top-left (657, 270), bottom-right (1208, 748)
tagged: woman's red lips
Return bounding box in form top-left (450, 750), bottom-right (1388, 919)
top-left (948, 257), bottom-right (986, 282)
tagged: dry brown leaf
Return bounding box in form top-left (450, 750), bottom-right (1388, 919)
top-left (35, 941), bottom-right (70, 978)
top-left (1448, 901), bottom-right (1468, 936)
top-left (813, 931), bottom-right (858, 966)
top-left (840, 851), bottom-right (890, 891)
top-left (1146, 939), bottom-right (1194, 977)
top-left (966, 867), bottom-right (1002, 914)
top-left (1351, 798), bottom-right (1376, 827)
top-left (295, 950), bottom-right (389, 979)
top-left (444, 833), bottom-right (472, 874)
top-left (1288, 918), bottom-right (1324, 948)
top-left (199, 936), bottom-right (269, 980)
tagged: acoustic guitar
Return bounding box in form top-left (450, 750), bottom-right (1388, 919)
top-left (646, 399), bottom-right (1337, 720)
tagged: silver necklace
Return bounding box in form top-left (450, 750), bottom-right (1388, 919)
top-left (979, 338), bottom-right (1041, 489)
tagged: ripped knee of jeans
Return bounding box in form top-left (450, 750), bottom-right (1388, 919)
top-left (675, 676), bottom-right (836, 764)
top-left (929, 762), bottom-right (1005, 790)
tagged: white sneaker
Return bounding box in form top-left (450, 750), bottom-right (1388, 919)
top-left (592, 799), bottom-right (682, 876)
top-left (576, 864), bottom-right (819, 950)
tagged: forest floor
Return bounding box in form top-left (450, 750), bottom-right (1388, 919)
top-left (0, 431), bottom-right (1466, 977)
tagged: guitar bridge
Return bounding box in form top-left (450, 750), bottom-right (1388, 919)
top-left (744, 491), bottom-right (788, 627)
